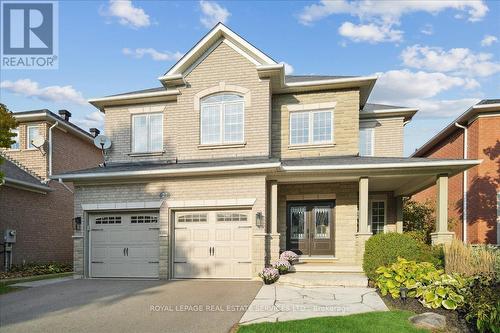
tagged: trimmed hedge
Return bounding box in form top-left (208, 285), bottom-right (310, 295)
top-left (363, 233), bottom-right (440, 280)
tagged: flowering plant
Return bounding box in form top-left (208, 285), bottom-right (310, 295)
top-left (273, 260), bottom-right (291, 274)
top-left (259, 267), bottom-right (279, 284)
top-left (280, 251), bottom-right (299, 264)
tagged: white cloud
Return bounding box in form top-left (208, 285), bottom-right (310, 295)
top-left (401, 44), bottom-right (500, 77)
top-left (0, 79), bottom-right (87, 105)
top-left (299, 0), bottom-right (488, 25)
top-left (420, 24), bottom-right (433, 35)
top-left (100, 0), bottom-right (150, 28)
top-left (280, 61), bottom-right (294, 75)
top-left (338, 22), bottom-right (403, 43)
top-left (369, 69), bottom-right (480, 119)
top-left (122, 48), bottom-right (183, 61)
top-left (73, 111), bottom-right (105, 130)
top-left (371, 69), bottom-right (478, 101)
top-left (481, 35), bottom-right (498, 46)
top-left (199, 1), bottom-right (230, 28)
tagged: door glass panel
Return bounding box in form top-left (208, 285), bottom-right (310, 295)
top-left (290, 206), bottom-right (306, 239)
top-left (313, 207), bottom-right (330, 239)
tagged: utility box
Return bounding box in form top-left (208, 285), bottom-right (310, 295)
top-left (3, 229), bottom-right (16, 243)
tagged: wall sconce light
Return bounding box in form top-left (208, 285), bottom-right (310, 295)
top-left (255, 212), bottom-right (264, 228)
top-left (73, 217), bottom-right (82, 231)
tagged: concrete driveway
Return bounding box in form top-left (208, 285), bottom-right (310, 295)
top-left (0, 279), bottom-right (261, 333)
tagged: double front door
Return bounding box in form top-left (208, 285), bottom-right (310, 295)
top-left (286, 201), bottom-right (335, 256)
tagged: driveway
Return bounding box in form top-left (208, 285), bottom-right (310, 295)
top-left (0, 279), bottom-right (261, 333)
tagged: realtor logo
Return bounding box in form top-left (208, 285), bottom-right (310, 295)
top-left (1, 1), bottom-right (58, 69)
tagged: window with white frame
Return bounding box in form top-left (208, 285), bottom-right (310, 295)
top-left (200, 93), bottom-right (244, 145)
top-left (290, 110), bottom-right (333, 145)
top-left (359, 126), bottom-right (374, 156)
top-left (132, 113), bottom-right (163, 153)
top-left (27, 125), bottom-right (40, 149)
top-left (10, 128), bottom-right (19, 149)
top-left (371, 200), bottom-right (386, 235)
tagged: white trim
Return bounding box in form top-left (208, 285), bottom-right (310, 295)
top-left (222, 39), bottom-right (261, 66)
top-left (26, 124), bottom-right (40, 150)
top-left (473, 103), bottom-right (500, 110)
top-left (88, 89), bottom-right (180, 104)
top-left (53, 162), bottom-right (282, 180)
top-left (166, 198), bottom-right (256, 208)
top-left (3, 177), bottom-right (51, 193)
top-left (181, 39), bottom-right (223, 78)
top-left (285, 76), bottom-right (378, 87)
top-left (282, 159), bottom-right (482, 172)
top-left (200, 94), bottom-right (245, 145)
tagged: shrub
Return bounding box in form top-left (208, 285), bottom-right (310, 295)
top-left (258, 268), bottom-right (279, 284)
top-left (279, 250), bottom-right (299, 264)
top-left (375, 258), bottom-right (441, 299)
top-left (414, 273), bottom-right (467, 310)
top-left (444, 239), bottom-right (496, 278)
top-left (463, 275), bottom-right (500, 333)
top-left (272, 260), bottom-right (291, 274)
top-left (363, 233), bottom-right (432, 280)
top-left (404, 230), bottom-right (427, 244)
top-left (403, 198), bottom-right (435, 244)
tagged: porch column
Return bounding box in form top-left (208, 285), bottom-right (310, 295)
top-left (269, 181), bottom-right (280, 263)
top-left (396, 196), bottom-right (403, 233)
top-left (431, 174), bottom-right (454, 245)
top-left (355, 177), bottom-right (372, 265)
top-left (358, 177), bottom-right (369, 233)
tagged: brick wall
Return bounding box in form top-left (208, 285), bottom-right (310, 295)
top-left (104, 41), bottom-right (271, 163)
top-left (412, 114), bottom-right (500, 244)
top-left (271, 89), bottom-right (360, 158)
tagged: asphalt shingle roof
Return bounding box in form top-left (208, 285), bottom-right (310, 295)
top-left (477, 99), bottom-right (500, 105)
top-left (0, 157), bottom-right (49, 189)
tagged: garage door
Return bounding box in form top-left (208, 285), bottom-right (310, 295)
top-left (90, 212), bottom-right (159, 278)
top-left (174, 210), bottom-right (252, 279)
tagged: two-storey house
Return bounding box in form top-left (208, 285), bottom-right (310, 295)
top-left (0, 109), bottom-right (101, 269)
top-left (55, 24), bottom-right (480, 279)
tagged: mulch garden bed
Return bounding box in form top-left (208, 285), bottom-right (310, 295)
top-left (379, 292), bottom-right (475, 333)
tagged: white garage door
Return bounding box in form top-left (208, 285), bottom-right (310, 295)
top-left (174, 210), bottom-right (252, 279)
top-left (90, 212), bottom-right (159, 278)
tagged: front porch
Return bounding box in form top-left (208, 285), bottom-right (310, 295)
top-left (266, 156), bottom-right (475, 269)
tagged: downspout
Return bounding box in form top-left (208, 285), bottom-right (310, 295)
top-left (48, 121), bottom-right (59, 177)
top-left (455, 122), bottom-right (468, 244)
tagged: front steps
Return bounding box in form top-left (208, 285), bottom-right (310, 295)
top-left (278, 272), bottom-right (368, 288)
top-left (278, 258), bottom-right (368, 287)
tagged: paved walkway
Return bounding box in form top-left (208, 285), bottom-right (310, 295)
top-left (239, 284), bottom-right (388, 325)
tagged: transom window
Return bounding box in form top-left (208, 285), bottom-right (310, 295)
top-left (27, 125), bottom-right (40, 149)
top-left (201, 93), bottom-right (244, 145)
top-left (131, 215), bottom-right (158, 224)
top-left (359, 126), bottom-right (374, 156)
top-left (177, 213), bottom-right (208, 223)
top-left (95, 216), bottom-right (122, 225)
top-left (216, 212), bottom-right (248, 222)
top-left (371, 201), bottom-right (386, 235)
top-left (132, 113), bottom-right (163, 153)
top-left (290, 110), bottom-right (333, 145)
top-left (10, 128), bottom-right (19, 149)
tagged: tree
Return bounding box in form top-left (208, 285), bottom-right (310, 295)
top-left (0, 103), bottom-right (18, 181)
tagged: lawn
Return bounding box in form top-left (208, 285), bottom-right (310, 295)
top-left (237, 311), bottom-right (429, 333)
top-left (0, 272), bottom-right (73, 295)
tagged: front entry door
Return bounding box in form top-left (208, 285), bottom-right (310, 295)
top-left (286, 201), bottom-right (335, 256)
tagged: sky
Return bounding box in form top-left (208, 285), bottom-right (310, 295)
top-left (1, 0), bottom-right (499, 156)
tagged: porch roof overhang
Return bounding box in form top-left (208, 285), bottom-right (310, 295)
top-left (52, 156), bottom-right (480, 196)
top-left (273, 156), bottom-right (481, 196)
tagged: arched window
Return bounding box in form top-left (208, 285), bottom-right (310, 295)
top-left (200, 93), bottom-right (244, 145)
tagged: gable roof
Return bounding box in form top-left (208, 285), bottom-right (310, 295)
top-left (0, 156), bottom-right (51, 193)
top-left (159, 23), bottom-right (277, 81)
top-left (360, 103), bottom-right (418, 122)
top-left (412, 99), bottom-right (500, 157)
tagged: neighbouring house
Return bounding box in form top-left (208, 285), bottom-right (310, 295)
top-left (53, 24), bottom-right (480, 280)
top-left (0, 109), bottom-right (102, 269)
top-left (412, 100), bottom-right (500, 245)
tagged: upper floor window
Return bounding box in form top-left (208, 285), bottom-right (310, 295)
top-left (10, 128), bottom-right (19, 149)
top-left (27, 125), bottom-right (40, 149)
top-left (200, 93), bottom-right (244, 145)
top-left (289, 110), bottom-right (333, 146)
top-left (359, 126), bottom-right (374, 156)
top-left (132, 113), bottom-right (163, 153)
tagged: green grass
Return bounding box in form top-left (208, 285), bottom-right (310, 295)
top-left (0, 272), bottom-right (72, 295)
top-left (237, 311), bottom-right (429, 333)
